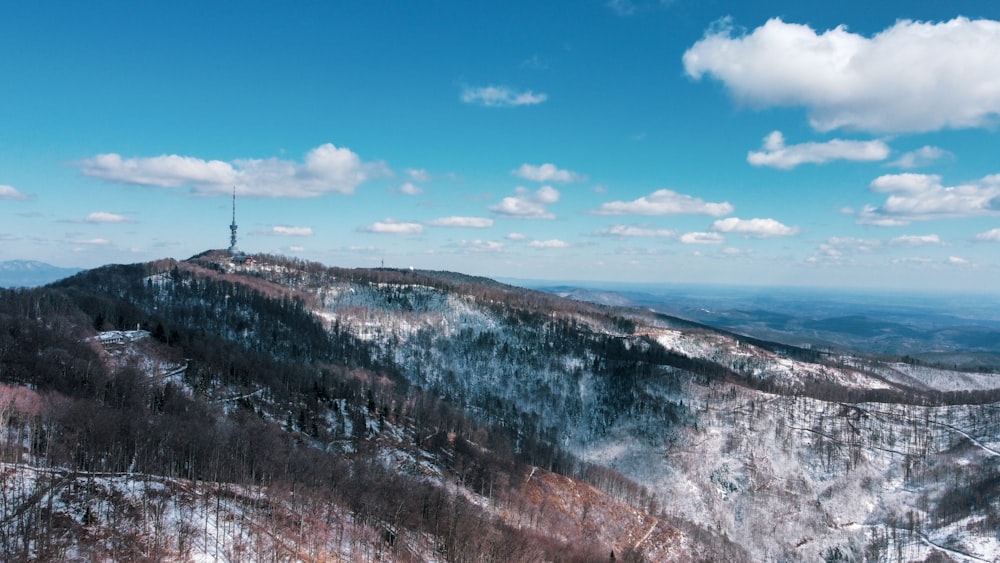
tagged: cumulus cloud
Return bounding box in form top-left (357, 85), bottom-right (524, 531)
top-left (594, 189), bottom-right (733, 216)
top-left (595, 224), bottom-right (676, 238)
top-left (528, 239), bottom-right (570, 248)
top-left (747, 131), bottom-right (889, 169)
top-left (889, 234), bottom-right (941, 246)
top-left (361, 219), bottom-right (424, 235)
top-left (830, 236), bottom-right (881, 252)
top-left (859, 173), bottom-right (1000, 225)
top-left (0, 185), bottom-right (29, 201)
top-left (869, 173), bottom-right (942, 194)
top-left (807, 236), bottom-right (883, 264)
top-left (398, 182), bottom-right (423, 195)
top-left (489, 186), bottom-right (560, 219)
top-left (459, 240), bottom-right (505, 253)
top-left (427, 216), bottom-right (494, 228)
top-left (855, 208), bottom-right (910, 227)
top-left (79, 153), bottom-right (235, 187)
top-left (506, 232), bottom-right (527, 240)
top-left (73, 237), bottom-right (110, 246)
top-left (888, 146), bottom-right (953, 169)
top-left (683, 17), bottom-right (1000, 133)
top-left (712, 217), bottom-right (799, 237)
top-left (606, 0), bottom-right (637, 16)
top-left (680, 232), bottom-right (725, 244)
top-left (406, 168), bottom-right (431, 182)
top-left (947, 256), bottom-right (970, 265)
top-left (975, 228), bottom-right (1000, 242)
top-left (891, 256), bottom-right (933, 265)
top-left (270, 226), bottom-right (313, 236)
top-left (85, 211), bottom-right (134, 223)
top-left (606, 0), bottom-right (673, 16)
top-left (512, 163), bottom-right (585, 183)
top-left (460, 85), bottom-right (547, 107)
top-left (78, 143), bottom-right (389, 198)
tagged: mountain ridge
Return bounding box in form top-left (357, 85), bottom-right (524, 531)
top-left (0, 259), bottom-right (83, 287)
top-left (2, 250), bottom-right (999, 560)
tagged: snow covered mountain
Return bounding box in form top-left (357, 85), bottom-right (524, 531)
top-left (0, 259), bottom-right (82, 288)
top-left (288, 254), bottom-right (1000, 561)
top-left (2, 250), bottom-right (999, 561)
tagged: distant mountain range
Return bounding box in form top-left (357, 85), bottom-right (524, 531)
top-left (537, 282), bottom-right (1000, 363)
top-left (0, 260), bottom-right (83, 287)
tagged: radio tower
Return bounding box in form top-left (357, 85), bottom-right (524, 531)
top-left (228, 187), bottom-right (239, 254)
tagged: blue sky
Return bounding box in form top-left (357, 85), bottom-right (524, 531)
top-left (3, 1), bottom-right (1000, 292)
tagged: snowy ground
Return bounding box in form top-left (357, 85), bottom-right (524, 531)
top-left (875, 362), bottom-right (1000, 393)
top-left (575, 380), bottom-right (1000, 562)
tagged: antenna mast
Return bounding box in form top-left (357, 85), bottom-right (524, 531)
top-left (228, 186), bottom-right (239, 254)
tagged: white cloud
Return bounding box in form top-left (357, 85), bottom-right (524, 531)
top-left (406, 168), bottom-right (431, 182)
top-left (529, 239), bottom-right (570, 248)
top-left (398, 182), bottom-right (423, 195)
top-left (888, 146), bottom-right (953, 169)
top-left (0, 185), bottom-right (29, 201)
top-left (460, 85), bottom-right (547, 107)
top-left (73, 237), bottom-right (110, 245)
top-left (85, 211), bottom-right (134, 223)
top-left (512, 163), bottom-right (585, 183)
top-left (680, 232), bottom-right (725, 245)
top-left (489, 186), bottom-right (560, 219)
top-left (855, 207), bottom-right (911, 227)
top-left (427, 216), bottom-right (494, 228)
top-left (362, 219), bottom-right (424, 235)
top-left (860, 173), bottom-right (1000, 224)
top-left (869, 173), bottom-right (941, 194)
top-left (889, 234), bottom-right (941, 246)
top-left (712, 217), bottom-right (799, 237)
top-left (830, 237), bottom-right (881, 252)
top-left (747, 130), bottom-right (889, 169)
top-left (459, 240), bottom-right (505, 253)
top-left (892, 256), bottom-right (934, 265)
top-left (947, 256), bottom-right (970, 265)
top-left (807, 236), bottom-right (882, 264)
top-left (594, 189), bottom-right (733, 216)
top-left (595, 224), bottom-right (676, 238)
top-left (684, 17), bottom-right (1000, 133)
top-left (521, 54), bottom-right (548, 70)
top-left (807, 245), bottom-right (842, 263)
top-left (270, 226), bottom-right (313, 236)
top-left (79, 153), bottom-right (235, 187)
top-left (975, 228), bottom-right (1000, 242)
top-left (289, 245), bottom-right (305, 252)
top-left (606, 0), bottom-right (672, 16)
top-left (606, 0), bottom-right (636, 16)
top-left (506, 232), bottom-right (527, 241)
top-left (615, 246), bottom-right (670, 256)
top-left (79, 143), bottom-right (389, 198)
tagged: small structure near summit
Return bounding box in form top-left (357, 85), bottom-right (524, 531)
top-left (93, 330), bottom-right (150, 349)
top-left (228, 187), bottom-right (254, 266)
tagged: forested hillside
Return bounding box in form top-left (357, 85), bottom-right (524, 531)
top-left (1, 250), bottom-right (999, 561)
top-left (0, 252), bottom-right (699, 561)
